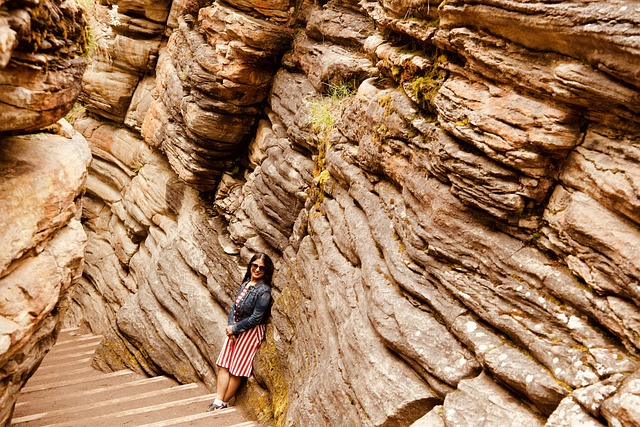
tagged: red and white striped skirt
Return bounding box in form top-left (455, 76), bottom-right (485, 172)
top-left (216, 324), bottom-right (266, 377)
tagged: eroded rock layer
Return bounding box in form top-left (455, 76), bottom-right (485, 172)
top-left (0, 1), bottom-right (90, 425)
top-left (70, 0), bottom-right (640, 426)
top-left (0, 0), bottom-right (88, 132)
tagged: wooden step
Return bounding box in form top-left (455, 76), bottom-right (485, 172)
top-left (13, 384), bottom-right (203, 425)
top-left (20, 369), bottom-right (139, 394)
top-left (16, 376), bottom-right (176, 413)
top-left (12, 331), bottom-right (259, 427)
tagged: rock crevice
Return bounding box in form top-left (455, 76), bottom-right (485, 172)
top-left (5, 0), bottom-right (635, 426)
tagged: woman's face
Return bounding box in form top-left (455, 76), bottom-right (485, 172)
top-left (250, 258), bottom-right (266, 281)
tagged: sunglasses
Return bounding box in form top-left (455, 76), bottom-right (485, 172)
top-left (251, 263), bottom-right (265, 271)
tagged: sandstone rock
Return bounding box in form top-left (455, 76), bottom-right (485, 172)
top-left (0, 0), bottom-right (87, 132)
top-left (366, 37), bottom-right (431, 83)
top-left (104, 33), bottom-right (162, 72)
top-left (306, 4), bottom-right (376, 48)
top-left (336, 92), bottom-right (638, 399)
top-left (74, 115), bottom-right (156, 173)
top-left (104, 49), bottom-right (237, 189)
top-left (115, 0), bottom-right (173, 23)
top-left (0, 56), bottom-right (86, 132)
top-left (140, 4), bottom-right (293, 191)
top-left (0, 128), bottom-right (91, 273)
top-left (289, 32), bottom-right (375, 92)
top-left (450, 317), bottom-right (567, 416)
top-left (225, 0), bottom-right (291, 22)
top-left (411, 406), bottom-right (445, 427)
top-left (198, 3), bottom-right (292, 62)
top-left (545, 396), bottom-right (606, 427)
top-left (380, 0), bottom-right (440, 20)
top-left (573, 374), bottom-right (626, 419)
top-left (269, 69), bottom-right (318, 149)
top-left (340, 78), bottom-right (554, 223)
top-left (70, 110), bottom-right (252, 389)
top-left (399, 178), bottom-right (637, 386)
top-left (92, 186), bottom-right (251, 385)
top-left (324, 143), bottom-right (576, 414)
top-left (80, 68), bottom-right (141, 123)
top-left (601, 370), bottom-right (640, 427)
top-left (439, 0), bottom-right (640, 89)
top-left (141, 97), bottom-right (171, 151)
top-left (79, 22), bottom-right (161, 123)
top-left (64, 229), bottom-right (131, 335)
top-left (435, 73), bottom-right (582, 178)
top-left (277, 234), bottom-right (439, 427)
top-left (0, 123), bottom-right (90, 425)
top-left (0, 16), bottom-right (17, 67)
top-left (326, 182), bottom-right (481, 388)
top-left (116, 12), bottom-right (167, 37)
top-left (542, 187), bottom-right (640, 350)
top-left (434, 27), bottom-right (640, 124)
top-left (67, 117), bottom-right (171, 337)
top-left (125, 75), bottom-right (158, 132)
top-left (238, 122), bottom-right (314, 251)
top-left (170, 25), bottom-right (274, 106)
top-left (167, 0), bottom-right (211, 30)
top-left (0, 220), bottom-right (86, 426)
top-left (65, 0), bottom-right (640, 426)
top-left (108, 243), bottom-right (226, 388)
top-left (361, 0), bottom-right (438, 43)
top-left (560, 124), bottom-right (640, 226)
top-left (442, 373), bottom-right (546, 426)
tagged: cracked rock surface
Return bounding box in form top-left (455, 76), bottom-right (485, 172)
top-left (3, 0), bottom-right (636, 426)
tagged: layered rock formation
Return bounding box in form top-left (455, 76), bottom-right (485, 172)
top-left (68, 0), bottom-right (640, 426)
top-left (0, 1), bottom-right (90, 424)
top-left (0, 0), bottom-right (88, 132)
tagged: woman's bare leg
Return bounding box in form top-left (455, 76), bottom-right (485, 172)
top-left (216, 367), bottom-right (230, 400)
top-left (223, 374), bottom-right (242, 402)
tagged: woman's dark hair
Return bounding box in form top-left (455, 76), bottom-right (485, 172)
top-left (242, 252), bottom-right (274, 286)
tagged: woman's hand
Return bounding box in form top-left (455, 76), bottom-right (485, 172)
top-left (226, 325), bottom-right (234, 337)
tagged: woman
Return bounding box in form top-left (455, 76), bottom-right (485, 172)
top-left (207, 252), bottom-right (274, 411)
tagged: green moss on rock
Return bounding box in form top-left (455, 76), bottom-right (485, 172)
top-left (23, 0), bottom-right (90, 57)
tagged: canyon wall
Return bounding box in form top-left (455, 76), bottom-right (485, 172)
top-left (68, 0), bottom-right (640, 426)
top-left (0, 0), bottom-right (90, 424)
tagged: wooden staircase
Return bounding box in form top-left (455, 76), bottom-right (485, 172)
top-left (12, 328), bottom-right (258, 427)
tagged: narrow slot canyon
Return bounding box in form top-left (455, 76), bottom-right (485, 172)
top-left (1, 0), bottom-right (639, 426)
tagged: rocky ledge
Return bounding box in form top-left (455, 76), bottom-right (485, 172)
top-left (25, 0), bottom-right (640, 426)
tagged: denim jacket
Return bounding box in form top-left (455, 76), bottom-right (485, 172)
top-left (228, 280), bottom-right (272, 335)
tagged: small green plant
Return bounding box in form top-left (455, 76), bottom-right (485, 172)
top-left (24, 0), bottom-right (93, 57)
top-left (325, 80), bottom-right (357, 99)
top-left (75, 0), bottom-right (100, 58)
top-left (73, 0), bottom-right (121, 59)
top-left (406, 53), bottom-right (448, 117)
top-left (306, 80), bottom-right (357, 212)
top-left (74, 0), bottom-right (95, 11)
top-left (314, 169), bottom-right (331, 186)
top-left (65, 102), bottom-right (86, 124)
top-left (229, 164), bottom-right (243, 177)
top-left (307, 81), bottom-right (356, 145)
top-left (377, 94), bottom-right (394, 118)
top-left (455, 117), bottom-right (469, 127)
top-left (308, 100), bottom-right (334, 133)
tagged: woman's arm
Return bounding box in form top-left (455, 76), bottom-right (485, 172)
top-left (231, 291), bottom-right (272, 335)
